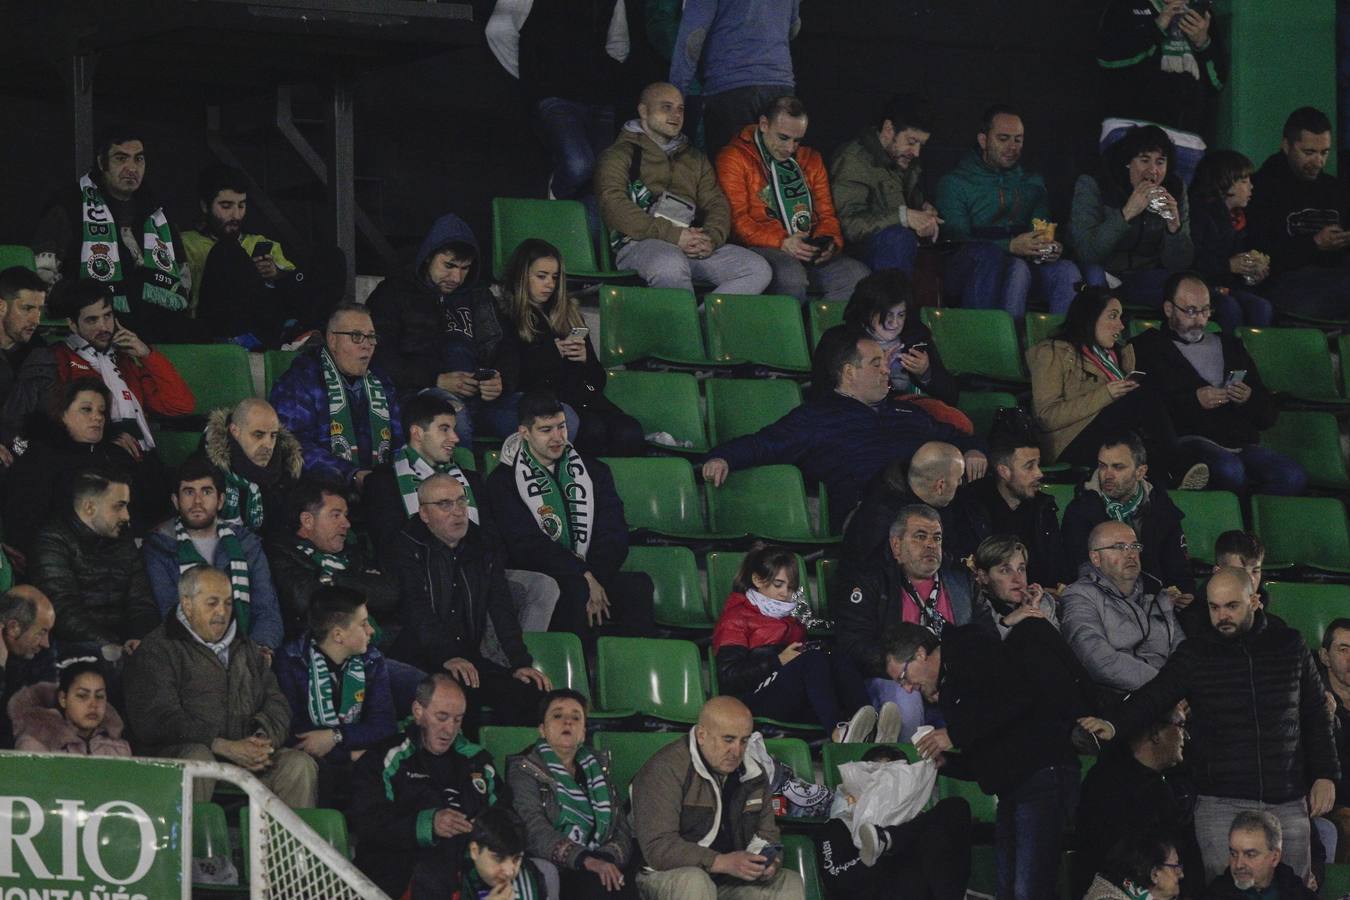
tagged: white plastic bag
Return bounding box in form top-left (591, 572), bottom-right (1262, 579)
top-left (836, 749), bottom-right (938, 847)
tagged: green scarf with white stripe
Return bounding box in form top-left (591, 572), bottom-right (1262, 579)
top-left (460, 851), bottom-right (541, 899)
top-left (297, 540), bottom-right (348, 579)
top-left (304, 638), bottom-right (366, 727)
top-left (176, 519), bottom-right (251, 634)
top-left (535, 738), bottom-right (612, 849)
top-left (1104, 481), bottom-right (1147, 524)
top-left (78, 172), bottom-right (186, 314)
top-left (220, 470), bottom-right (264, 531)
top-left (393, 445), bottom-right (477, 523)
top-left (1150, 0), bottom-right (1201, 79)
top-left (320, 347), bottom-right (393, 466)
top-left (754, 128), bottom-right (814, 235)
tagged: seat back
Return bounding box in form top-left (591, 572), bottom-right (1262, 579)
top-left (192, 801), bottom-right (232, 859)
top-left (595, 637), bottom-right (706, 722)
top-left (808, 300), bottom-right (846, 349)
top-left (1041, 483), bottom-right (1075, 524)
top-left (264, 349), bottom-right (300, 398)
top-left (624, 545), bottom-right (711, 628)
top-left (604, 370), bottom-right (707, 452)
top-left (706, 465), bottom-right (815, 541)
top-left (763, 737), bottom-right (813, 780)
top-left (602, 457), bottom-right (706, 536)
top-left (706, 551), bottom-right (811, 620)
top-left (782, 834), bottom-right (828, 900)
top-left (479, 725), bottom-right (542, 777)
top-left (0, 245), bottom-right (36, 271)
top-left (704, 294), bottom-right (811, 371)
top-left (938, 774), bottom-right (997, 823)
top-left (294, 807), bottom-right (352, 859)
top-left (1253, 495), bottom-right (1350, 571)
top-left (593, 731), bottom-right (685, 797)
top-left (598, 286), bottom-right (708, 367)
top-left (705, 378), bottom-right (802, 446)
top-left (1167, 490), bottom-right (1243, 566)
top-left (1264, 582), bottom-right (1350, 651)
top-left (1025, 312), bottom-right (1064, 348)
top-left (1238, 326), bottom-right (1341, 401)
top-left (922, 308), bottom-right (1026, 382)
top-left (491, 197), bottom-right (598, 279)
top-left (956, 391), bottom-right (1018, 441)
top-left (157, 343), bottom-right (255, 415)
top-left (1260, 410), bottom-right (1350, 490)
top-left (821, 742), bottom-right (917, 789)
top-left (522, 631), bottom-right (590, 698)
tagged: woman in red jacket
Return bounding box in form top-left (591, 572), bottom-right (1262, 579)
top-left (712, 544), bottom-right (885, 742)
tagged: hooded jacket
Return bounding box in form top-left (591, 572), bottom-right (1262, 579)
top-left (1059, 564), bottom-right (1184, 697)
top-left (1062, 472), bottom-right (1195, 595)
top-left (830, 127), bottom-right (925, 245)
top-left (717, 124), bottom-right (844, 251)
top-left (595, 123), bottom-right (733, 249)
top-left (935, 150), bottom-right (1052, 251)
top-left (203, 407), bottom-right (303, 540)
top-left (1069, 148), bottom-right (1194, 275)
top-left (367, 213), bottom-right (514, 398)
top-left (8, 681), bottom-right (131, 756)
top-left (1248, 151), bottom-right (1350, 275)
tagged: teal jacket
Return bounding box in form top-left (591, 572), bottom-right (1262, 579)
top-left (934, 151), bottom-right (1051, 252)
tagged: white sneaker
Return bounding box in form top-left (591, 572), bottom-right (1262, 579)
top-left (859, 823), bottom-right (881, 867)
top-left (1179, 463), bottom-right (1210, 491)
top-left (841, 705), bottom-right (878, 743)
top-left (874, 701), bottom-right (902, 744)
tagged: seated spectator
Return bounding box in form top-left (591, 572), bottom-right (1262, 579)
top-left (969, 534), bottom-right (1061, 639)
top-left (1060, 521), bottom-right (1185, 700)
top-left (1213, 530), bottom-right (1267, 606)
top-left (1189, 150), bottom-right (1274, 327)
top-left (31, 468), bottom-right (158, 657)
top-left (181, 164), bottom-right (336, 346)
top-left (143, 456), bottom-right (283, 652)
top-left (841, 443), bottom-right (982, 570)
top-left (8, 658), bottom-right (129, 756)
top-left (841, 269), bottom-right (969, 433)
top-left (712, 544), bottom-right (877, 743)
top-left (350, 672), bottom-right (506, 899)
top-left (837, 504), bottom-right (976, 743)
top-left (886, 619), bottom-right (1097, 900)
top-left (596, 82), bottom-right (771, 296)
top-left (1083, 830), bottom-right (1187, 900)
top-left (830, 94), bottom-right (938, 278)
top-left (1201, 812), bottom-right (1316, 900)
top-left (460, 807), bottom-right (547, 899)
top-left (124, 565), bottom-right (317, 806)
top-left (0, 266), bottom-right (51, 444)
top-left (367, 213), bottom-right (517, 445)
top-left (935, 104), bottom-right (1081, 317)
top-left (1028, 286), bottom-right (1203, 489)
top-left (815, 743), bottom-right (972, 900)
top-left (494, 239), bottom-right (642, 457)
top-left (274, 585), bottom-right (395, 805)
top-left (1131, 272), bottom-right (1302, 495)
top-left (203, 398), bottom-right (301, 538)
top-left (717, 95), bottom-right (869, 302)
top-left (508, 688), bottom-right (638, 900)
top-left (270, 303), bottom-right (402, 489)
top-left (1247, 107), bottom-right (1350, 321)
top-left (1062, 431), bottom-right (1197, 596)
top-left (266, 477), bottom-right (398, 638)
top-left (487, 392), bottom-right (654, 640)
top-left (703, 326), bottom-right (986, 533)
top-left (1078, 707), bottom-right (1196, 898)
top-left (0, 586), bottom-right (56, 748)
top-left (631, 695), bottom-right (804, 899)
top-left (963, 421), bottom-right (1071, 587)
top-left (32, 125), bottom-right (192, 341)
top-left (1323, 617), bottom-right (1350, 863)
top-left (388, 474), bottom-right (550, 726)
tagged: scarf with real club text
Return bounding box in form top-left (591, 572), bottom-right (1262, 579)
top-left (176, 518), bottom-right (252, 634)
top-left (393, 445), bottom-right (477, 523)
top-left (79, 172), bottom-right (186, 314)
top-left (305, 638), bottom-right (366, 727)
top-left (753, 128), bottom-right (814, 235)
top-left (320, 347), bottom-right (392, 466)
top-left (220, 469), bottom-right (264, 531)
top-left (535, 738), bottom-right (613, 849)
top-left (64, 333), bottom-right (157, 451)
top-left (501, 432), bottom-right (594, 560)
top-left (1150, 0), bottom-right (1202, 79)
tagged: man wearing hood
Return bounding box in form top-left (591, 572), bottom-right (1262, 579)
top-left (596, 82), bottom-right (771, 296)
top-left (368, 213), bottom-right (515, 446)
top-left (203, 397), bottom-right (303, 539)
top-left (934, 106), bottom-right (1081, 317)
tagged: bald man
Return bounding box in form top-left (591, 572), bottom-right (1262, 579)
top-left (1084, 567), bottom-right (1339, 883)
top-left (0, 586), bottom-right (56, 747)
top-left (204, 396), bottom-right (302, 535)
top-left (632, 696), bottom-right (804, 899)
top-left (595, 82), bottom-right (772, 296)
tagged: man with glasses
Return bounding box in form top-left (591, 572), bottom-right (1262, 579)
top-left (1130, 271), bottom-right (1304, 496)
top-left (270, 303), bottom-right (402, 490)
top-left (1060, 520), bottom-right (1185, 703)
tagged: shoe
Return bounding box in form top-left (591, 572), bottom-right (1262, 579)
top-left (874, 701), bottom-right (902, 744)
top-left (841, 705), bottom-right (878, 743)
top-left (859, 823), bottom-right (881, 867)
top-left (1179, 463), bottom-right (1209, 491)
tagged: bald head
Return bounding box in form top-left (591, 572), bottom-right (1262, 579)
top-left (228, 397), bottom-right (281, 468)
top-left (637, 82), bottom-right (685, 143)
top-left (1087, 521), bottom-right (1141, 592)
top-left (0, 585), bottom-right (54, 659)
top-left (1208, 566), bottom-right (1258, 636)
top-left (907, 442), bottom-right (964, 507)
top-left (695, 696), bottom-right (754, 775)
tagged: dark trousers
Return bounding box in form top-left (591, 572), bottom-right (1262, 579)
top-left (701, 84), bottom-right (793, 158)
top-left (1263, 259), bottom-right (1350, 321)
top-left (558, 860), bottom-right (639, 899)
top-left (463, 660), bottom-right (547, 731)
top-left (552, 571), bottom-right (655, 644)
top-left (573, 404), bottom-right (645, 458)
top-left (198, 240), bottom-right (343, 346)
top-left (994, 765), bottom-right (1079, 900)
top-left (738, 646), bottom-right (868, 731)
top-left (818, 798), bottom-right (973, 900)
top-left (1058, 384), bottom-right (1189, 484)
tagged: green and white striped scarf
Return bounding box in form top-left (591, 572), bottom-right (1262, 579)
top-left (535, 739), bottom-right (612, 849)
top-left (393, 445), bottom-right (477, 524)
top-left (1104, 481), bottom-right (1147, 524)
top-left (503, 432), bottom-right (594, 560)
top-left (1150, 0), bottom-right (1201, 79)
top-left (220, 470), bottom-right (264, 531)
top-left (78, 172), bottom-right (186, 314)
top-left (176, 519), bottom-right (251, 634)
top-left (305, 638), bottom-right (366, 727)
top-left (320, 347), bottom-right (392, 466)
top-left (460, 851), bottom-right (541, 899)
top-left (754, 128), bottom-right (814, 235)
top-left (297, 540), bottom-right (349, 580)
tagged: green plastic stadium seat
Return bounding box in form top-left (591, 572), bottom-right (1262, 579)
top-left (821, 742), bottom-right (917, 790)
top-left (479, 725), bottom-right (540, 775)
top-left (151, 425), bottom-right (204, 469)
top-left (921, 308), bottom-right (1026, 383)
top-left (453, 446), bottom-right (477, 472)
top-left (808, 300), bottom-right (846, 350)
top-left (706, 550), bottom-right (810, 619)
top-left (783, 834), bottom-right (828, 900)
top-left (624, 545), bottom-right (712, 629)
top-left (605, 370), bottom-right (708, 453)
top-left (491, 197), bottom-right (633, 281)
top-left (1041, 483), bottom-right (1075, 525)
top-left (0, 245), bottom-right (36, 271)
top-left (594, 731), bottom-right (684, 797)
top-left (1260, 410), bottom-right (1350, 490)
top-left (706, 465), bottom-right (835, 543)
top-left (1025, 312), bottom-right (1064, 348)
top-left (705, 378), bottom-right (802, 447)
top-left (294, 807), bottom-right (352, 859)
top-left (704, 294), bottom-right (811, 372)
top-left (764, 738), bottom-right (813, 781)
top-left (813, 557), bottom-right (837, 621)
top-left (484, 448), bottom-right (501, 476)
top-left (1264, 582), bottom-right (1350, 651)
top-left (1238, 326), bottom-right (1342, 403)
top-left (938, 774), bottom-right (997, 823)
top-left (192, 802), bottom-right (232, 860)
top-left (957, 391), bottom-right (1018, 440)
top-left (157, 343), bottom-right (255, 415)
top-left (263, 349), bottom-right (299, 398)
top-left (595, 637), bottom-right (705, 723)
top-left (522, 631), bottom-right (591, 699)
top-left (1339, 335), bottom-right (1350, 398)
top-left (1253, 495), bottom-right (1350, 573)
top-left (1323, 863), bottom-right (1350, 897)
top-left (1167, 490), bottom-right (1242, 566)
top-left (603, 456), bottom-right (730, 539)
top-left (598, 286), bottom-right (710, 367)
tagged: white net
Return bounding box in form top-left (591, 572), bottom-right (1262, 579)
top-left (256, 805), bottom-right (372, 900)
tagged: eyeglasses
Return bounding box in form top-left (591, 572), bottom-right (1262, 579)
top-left (1174, 305), bottom-right (1212, 318)
top-left (423, 497), bottom-right (471, 510)
top-left (1091, 542), bottom-right (1144, 554)
top-left (897, 656), bottom-right (916, 687)
top-left (1157, 862), bottom-right (1184, 872)
top-left (330, 330), bottom-right (379, 345)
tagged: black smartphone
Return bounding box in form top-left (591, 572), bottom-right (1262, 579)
top-left (252, 241), bottom-right (274, 259)
top-left (1188, 0), bottom-right (1213, 15)
top-left (759, 843), bottom-right (783, 866)
top-left (805, 234), bottom-right (832, 249)
top-left (1126, 370), bottom-right (1147, 382)
top-left (473, 368), bottom-right (498, 381)
top-left (797, 640), bottom-right (824, 652)
top-left (905, 342), bottom-right (929, 353)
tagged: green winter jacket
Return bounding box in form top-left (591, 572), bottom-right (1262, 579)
top-left (935, 151), bottom-right (1052, 252)
top-left (830, 128), bottom-right (924, 244)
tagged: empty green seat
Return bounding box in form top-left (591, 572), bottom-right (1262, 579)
top-left (598, 286), bottom-right (710, 367)
top-left (522, 631), bottom-right (591, 699)
top-left (704, 294), bottom-right (811, 372)
top-left (595, 637), bottom-right (706, 723)
top-left (157, 343), bottom-right (255, 415)
top-left (957, 391), bottom-right (1018, 440)
top-left (624, 545), bottom-right (711, 629)
top-left (1167, 490), bottom-right (1242, 566)
top-left (151, 425), bottom-right (204, 469)
top-left (1041, 483), bottom-right (1076, 524)
top-left (479, 725), bottom-right (541, 775)
top-left (594, 731), bottom-right (684, 797)
top-left (491, 197), bottom-right (632, 280)
top-left (1322, 862), bottom-right (1350, 897)
top-left (706, 550), bottom-right (811, 619)
top-left (453, 446), bottom-right (477, 472)
top-left (1260, 410), bottom-right (1350, 490)
top-left (764, 737), bottom-right (813, 780)
top-left (813, 557), bottom-right (837, 621)
top-left (484, 448), bottom-right (501, 476)
top-left (1025, 312), bottom-right (1064, 348)
top-left (921, 308), bottom-right (1026, 383)
top-left (821, 742), bottom-right (917, 790)
top-left (808, 300), bottom-right (846, 350)
top-left (705, 378), bottom-right (802, 447)
top-left (294, 807), bottom-right (352, 859)
top-left (192, 801), bottom-right (232, 860)
top-left (706, 465), bottom-right (833, 543)
top-left (0, 245), bottom-right (36, 271)
top-left (603, 456), bottom-right (725, 539)
top-left (938, 774), bottom-right (997, 824)
top-left (782, 834), bottom-right (828, 900)
top-left (263, 349), bottom-right (299, 397)
top-left (605, 370), bottom-right (708, 452)
top-left (1253, 495), bottom-right (1350, 573)
top-left (1238, 326), bottom-right (1342, 403)
top-left (1264, 582), bottom-right (1350, 651)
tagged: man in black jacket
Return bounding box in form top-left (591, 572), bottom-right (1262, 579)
top-left (387, 473), bottom-right (549, 727)
top-left (1083, 568), bottom-right (1340, 883)
top-left (1130, 272), bottom-right (1304, 495)
top-left (486, 391), bottom-right (653, 640)
top-left (0, 266), bottom-right (50, 446)
top-left (1200, 811), bottom-right (1317, 900)
top-left (203, 398), bottom-right (302, 540)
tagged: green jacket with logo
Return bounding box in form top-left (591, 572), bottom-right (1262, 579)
top-left (935, 150), bottom-right (1052, 251)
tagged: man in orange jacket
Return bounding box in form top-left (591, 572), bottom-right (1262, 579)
top-left (715, 95), bottom-right (869, 302)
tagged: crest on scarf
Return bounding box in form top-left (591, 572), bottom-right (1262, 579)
top-left (538, 505), bottom-right (563, 539)
top-left (850, 587), bottom-right (863, 604)
top-left (151, 239), bottom-right (173, 272)
top-left (789, 202), bottom-right (812, 233)
top-left (88, 244), bottom-right (115, 280)
top-left (472, 774), bottom-right (488, 795)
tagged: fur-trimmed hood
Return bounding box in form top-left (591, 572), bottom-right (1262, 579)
top-left (7, 681), bottom-right (130, 756)
top-left (204, 407), bottom-right (303, 479)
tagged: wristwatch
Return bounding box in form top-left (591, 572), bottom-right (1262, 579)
top-left (331, 728), bottom-right (343, 745)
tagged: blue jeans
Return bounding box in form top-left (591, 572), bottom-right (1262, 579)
top-left (859, 224), bottom-right (919, 275)
top-left (739, 646), bottom-right (869, 732)
top-left (456, 391), bottom-right (579, 445)
top-left (866, 677), bottom-right (926, 744)
top-left (944, 243), bottom-right (1082, 317)
top-left (1179, 436), bottom-right (1308, 495)
top-left (995, 764), bottom-right (1080, 900)
top-left (535, 97), bottom-right (614, 230)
